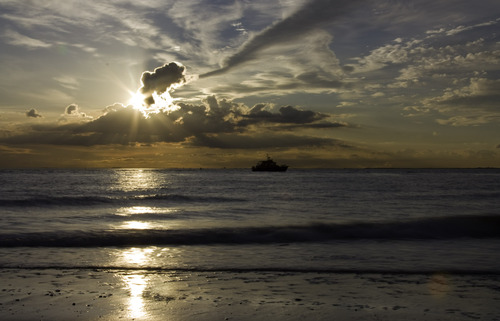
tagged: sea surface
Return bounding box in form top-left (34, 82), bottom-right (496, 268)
top-left (0, 168), bottom-right (499, 273)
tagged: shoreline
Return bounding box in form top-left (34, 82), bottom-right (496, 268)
top-left (3, 266), bottom-right (500, 275)
top-left (1, 268), bottom-right (499, 321)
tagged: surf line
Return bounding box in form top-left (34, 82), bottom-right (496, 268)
top-left (1, 266), bottom-right (499, 276)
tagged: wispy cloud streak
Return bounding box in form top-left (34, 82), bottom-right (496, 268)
top-left (200, 0), bottom-right (362, 78)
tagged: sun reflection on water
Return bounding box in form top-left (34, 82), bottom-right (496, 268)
top-left (121, 247), bottom-right (154, 265)
top-left (115, 169), bottom-right (164, 192)
top-left (120, 221), bottom-right (152, 230)
top-left (115, 206), bottom-right (177, 217)
top-left (119, 206), bottom-right (157, 215)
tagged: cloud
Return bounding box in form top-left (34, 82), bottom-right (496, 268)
top-left (200, 0), bottom-right (362, 77)
top-left (425, 78), bottom-right (500, 126)
top-left (189, 132), bottom-right (340, 149)
top-left (58, 104), bottom-right (92, 123)
top-left (54, 76), bottom-right (79, 90)
top-left (444, 18), bottom-right (500, 36)
top-left (63, 104), bottom-right (89, 117)
top-left (203, 31), bottom-right (347, 97)
top-left (343, 17), bottom-right (500, 126)
top-left (435, 115), bottom-right (499, 127)
top-left (25, 108), bottom-right (42, 118)
top-left (139, 62), bottom-right (187, 106)
top-left (65, 104), bottom-right (78, 115)
top-left (349, 17), bottom-right (499, 80)
top-left (3, 29), bottom-right (52, 49)
top-left (238, 104), bottom-right (329, 127)
top-left (2, 96), bottom-right (345, 148)
top-left (428, 78), bottom-right (500, 111)
top-left (350, 40), bottom-right (414, 73)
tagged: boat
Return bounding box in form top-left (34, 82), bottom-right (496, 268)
top-left (252, 155), bottom-right (288, 172)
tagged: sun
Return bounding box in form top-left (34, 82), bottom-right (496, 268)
top-left (128, 91), bottom-right (147, 111)
top-left (127, 90), bottom-right (180, 117)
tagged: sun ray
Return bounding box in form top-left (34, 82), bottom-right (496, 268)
top-left (127, 90), bottom-right (147, 111)
top-left (127, 89), bottom-right (180, 118)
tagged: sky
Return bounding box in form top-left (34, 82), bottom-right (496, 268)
top-left (0, 0), bottom-right (499, 168)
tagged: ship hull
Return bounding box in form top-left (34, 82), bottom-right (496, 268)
top-left (252, 166), bottom-right (288, 172)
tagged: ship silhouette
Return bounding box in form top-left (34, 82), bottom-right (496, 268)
top-left (252, 155), bottom-right (288, 172)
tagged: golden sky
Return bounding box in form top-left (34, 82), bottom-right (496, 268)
top-left (0, 0), bottom-right (499, 168)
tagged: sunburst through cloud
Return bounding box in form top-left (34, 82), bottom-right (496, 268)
top-left (129, 62), bottom-right (189, 117)
top-left (0, 1), bottom-right (499, 320)
top-left (0, 0), bottom-right (499, 169)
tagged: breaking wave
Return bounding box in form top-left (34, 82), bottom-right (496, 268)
top-left (0, 193), bottom-right (245, 207)
top-left (1, 215), bottom-right (498, 247)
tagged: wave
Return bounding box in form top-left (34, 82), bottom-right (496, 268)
top-left (3, 266), bottom-right (500, 275)
top-left (131, 194), bottom-right (246, 203)
top-left (1, 215), bottom-right (498, 247)
top-left (0, 193), bottom-right (245, 207)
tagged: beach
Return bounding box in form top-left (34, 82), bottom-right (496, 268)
top-left (1, 169), bottom-right (499, 320)
top-left (1, 268), bottom-right (499, 320)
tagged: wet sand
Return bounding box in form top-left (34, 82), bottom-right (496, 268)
top-left (1, 268), bottom-right (499, 320)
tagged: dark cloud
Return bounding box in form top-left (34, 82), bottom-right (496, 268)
top-left (189, 133), bottom-right (341, 149)
top-left (238, 104), bottom-right (329, 126)
top-left (1, 96), bottom-right (346, 149)
top-left (26, 108), bottom-right (42, 118)
top-left (62, 104), bottom-right (88, 119)
top-left (139, 62), bottom-right (186, 105)
top-left (281, 121), bottom-right (347, 130)
top-left (65, 104), bottom-right (79, 114)
top-left (342, 65), bottom-right (355, 73)
top-left (200, 0), bottom-right (362, 78)
top-left (277, 105), bottom-right (326, 124)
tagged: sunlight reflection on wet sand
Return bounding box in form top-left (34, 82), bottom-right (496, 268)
top-left (122, 273), bottom-right (148, 319)
top-left (119, 248), bottom-right (155, 319)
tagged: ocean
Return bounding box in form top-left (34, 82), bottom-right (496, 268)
top-left (0, 168), bottom-right (499, 274)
